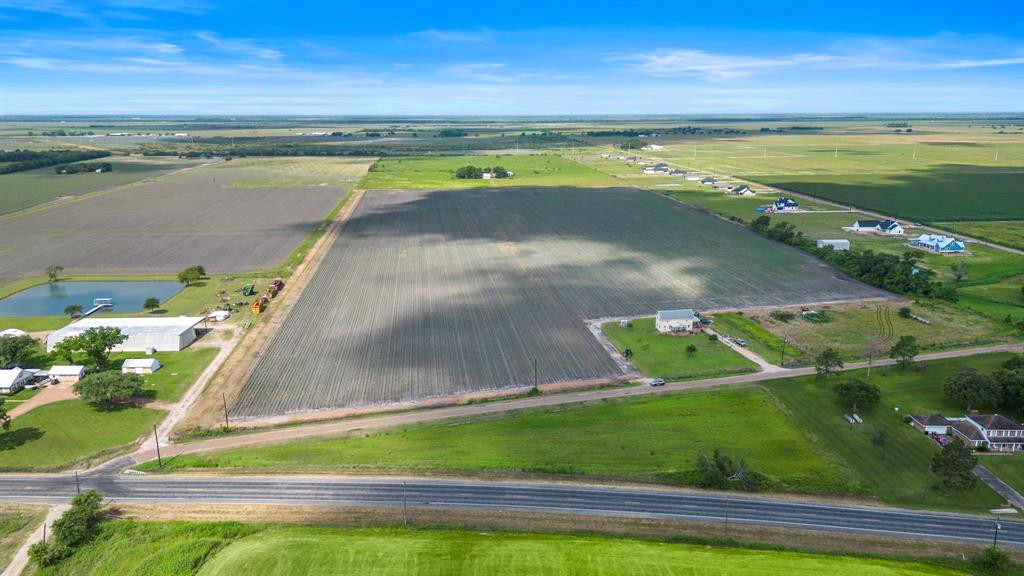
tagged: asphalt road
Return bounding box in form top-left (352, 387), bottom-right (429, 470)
top-left (2, 473), bottom-right (1021, 547)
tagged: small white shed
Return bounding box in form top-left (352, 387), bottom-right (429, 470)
top-left (122, 358), bottom-right (162, 374)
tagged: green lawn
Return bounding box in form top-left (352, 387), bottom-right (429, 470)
top-left (143, 387), bottom-right (857, 494)
top-left (602, 318), bottom-right (758, 380)
top-left (359, 154), bottom-right (620, 189)
top-left (35, 522), bottom-right (965, 576)
top-left (0, 400), bottom-right (164, 471)
top-left (0, 157), bottom-right (193, 215)
top-left (764, 353), bottom-right (1014, 512)
top-left (977, 456), bottom-right (1024, 496)
top-left (935, 220), bottom-right (1024, 251)
top-left (110, 346), bottom-right (218, 402)
top-left (710, 313), bottom-right (805, 367)
top-left (0, 503), bottom-right (46, 570)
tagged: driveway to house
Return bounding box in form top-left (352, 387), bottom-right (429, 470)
top-left (704, 328), bottom-right (785, 373)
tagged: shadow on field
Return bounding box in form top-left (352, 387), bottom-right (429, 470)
top-left (0, 427), bottom-right (44, 451)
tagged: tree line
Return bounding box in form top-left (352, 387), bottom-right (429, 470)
top-left (454, 165), bottom-right (510, 179)
top-left (0, 149), bottom-right (111, 175)
top-left (53, 161), bottom-right (113, 174)
top-left (749, 215), bottom-right (958, 302)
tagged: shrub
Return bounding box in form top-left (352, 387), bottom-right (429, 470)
top-left (972, 546), bottom-right (1011, 573)
top-left (898, 307), bottom-right (912, 318)
top-left (769, 310), bottom-right (795, 323)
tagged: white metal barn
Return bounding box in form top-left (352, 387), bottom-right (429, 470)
top-left (122, 358), bottom-right (162, 374)
top-left (48, 365), bottom-right (86, 383)
top-left (46, 317), bottom-right (204, 353)
top-left (655, 309), bottom-right (697, 333)
top-left (0, 368), bottom-right (32, 394)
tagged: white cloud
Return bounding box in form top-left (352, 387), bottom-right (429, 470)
top-left (194, 31), bottom-right (282, 60)
top-left (411, 28), bottom-right (495, 43)
top-left (613, 50), bottom-right (836, 79)
top-left (440, 62), bottom-right (546, 83)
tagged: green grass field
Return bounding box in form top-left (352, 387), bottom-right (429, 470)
top-left (0, 400), bottom-right (164, 471)
top-left (0, 157), bottom-right (193, 215)
top-left (625, 134), bottom-right (1024, 222)
top-left (935, 221), bottom-right (1024, 251)
top-left (34, 522), bottom-right (965, 576)
top-left (144, 387), bottom-right (856, 494)
top-left (602, 318), bottom-right (758, 380)
top-left (765, 353), bottom-right (1014, 512)
top-left (109, 346), bottom-right (218, 402)
top-left (710, 313), bottom-right (806, 366)
top-left (0, 503), bottom-right (46, 570)
top-left (359, 154), bottom-right (620, 189)
top-left (722, 301), bottom-right (1013, 362)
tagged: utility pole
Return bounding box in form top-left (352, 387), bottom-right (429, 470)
top-left (74, 470), bottom-right (80, 494)
top-left (403, 481), bottom-right (408, 527)
top-left (153, 424), bottom-right (162, 469)
top-left (834, 145), bottom-right (838, 159)
top-left (533, 358), bottom-right (538, 391)
top-left (222, 393), bottom-right (230, 429)
top-left (993, 517), bottom-right (1002, 547)
top-left (780, 337), bottom-right (788, 366)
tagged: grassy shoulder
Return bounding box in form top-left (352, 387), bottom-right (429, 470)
top-left (32, 522), bottom-right (968, 576)
top-left (359, 154), bottom-right (620, 189)
top-left (603, 318), bottom-right (759, 380)
top-left (0, 503), bottom-right (46, 570)
top-left (141, 387), bottom-right (858, 495)
top-left (0, 399), bottom-right (164, 472)
top-left (711, 312), bottom-right (805, 367)
top-left (764, 353), bottom-right (1014, 512)
top-left (978, 456), bottom-right (1024, 496)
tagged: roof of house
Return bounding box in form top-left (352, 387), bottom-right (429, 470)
top-left (912, 414), bottom-right (950, 427)
top-left (774, 197), bottom-right (799, 206)
top-left (881, 219), bottom-right (900, 230)
top-left (0, 329), bottom-right (28, 338)
top-left (700, 177), bottom-right (716, 182)
top-left (856, 219), bottom-right (882, 227)
top-left (656, 309), bottom-right (696, 322)
top-left (951, 420), bottom-right (986, 442)
top-left (732, 185), bottom-right (752, 192)
top-left (123, 358), bottom-right (160, 369)
top-left (913, 234), bottom-right (964, 250)
top-left (48, 365), bottom-right (86, 376)
top-left (0, 368), bottom-right (29, 388)
top-left (970, 414), bottom-right (1023, 431)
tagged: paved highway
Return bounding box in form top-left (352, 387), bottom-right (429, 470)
top-left (1, 473), bottom-right (1021, 546)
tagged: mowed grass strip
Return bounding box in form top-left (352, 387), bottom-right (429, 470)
top-left (148, 388), bottom-right (858, 495)
top-left (32, 522), bottom-right (964, 576)
top-left (198, 527), bottom-right (962, 576)
top-left (711, 312), bottom-right (805, 366)
top-left (976, 456), bottom-right (1024, 496)
top-left (0, 400), bottom-right (164, 471)
top-left (603, 318), bottom-right (758, 379)
top-left (359, 154), bottom-right (620, 189)
top-left (764, 353), bottom-right (1013, 512)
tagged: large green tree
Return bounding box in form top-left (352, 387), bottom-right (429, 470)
top-left (0, 398), bottom-right (10, 431)
top-left (56, 327), bottom-right (127, 369)
top-left (944, 368), bottom-right (1001, 412)
top-left (45, 264), bottom-right (64, 284)
top-left (930, 438), bottom-right (978, 492)
top-left (889, 335), bottom-right (920, 370)
top-left (28, 490), bottom-right (104, 567)
top-left (64, 304), bottom-right (84, 317)
top-left (0, 334), bottom-right (35, 368)
top-left (833, 378), bottom-right (881, 411)
top-left (73, 371), bottom-right (144, 407)
top-left (814, 348), bottom-right (844, 381)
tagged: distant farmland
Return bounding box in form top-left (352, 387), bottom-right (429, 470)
top-left (0, 156), bottom-right (199, 215)
top-left (0, 157), bottom-right (373, 285)
top-left (232, 186), bottom-right (883, 417)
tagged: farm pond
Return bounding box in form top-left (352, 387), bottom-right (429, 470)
top-left (0, 281), bottom-right (183, 316)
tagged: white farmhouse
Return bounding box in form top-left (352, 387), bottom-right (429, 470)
top-left (655, 309), bottom-right (697, 333)
top-left (852, 219), bottom-right (904, 235)
top-left (0, 368), bottom-right (32, 394)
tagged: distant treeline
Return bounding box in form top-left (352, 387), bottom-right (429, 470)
top-left (884, 122), bottom-right (911, 128)
top-left (27, 130), bottom-right (96, 136)
top-left (759, 126), bottom-right (824, 132)
top-left (54, 162), bottom-right (113, 174)
top-left (748, 215), bottom-right (957, 302)
top-left (585, 126), bottom-right (746, 137)
top-left (135, 133), bottom-right (573, 158)
top-left (0, 149), bottom-right (111, 175)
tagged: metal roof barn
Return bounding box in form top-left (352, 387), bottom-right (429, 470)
top-left (46, 317), bottom-right (204, 352)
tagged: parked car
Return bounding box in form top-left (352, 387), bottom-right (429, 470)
top-left (650, 379), bottom-right (666, 387)
top-left (735, 338), bottom-right (747, 347)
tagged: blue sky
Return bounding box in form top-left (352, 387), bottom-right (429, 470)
top-left (1, 0), bottom-right (1022, 114)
